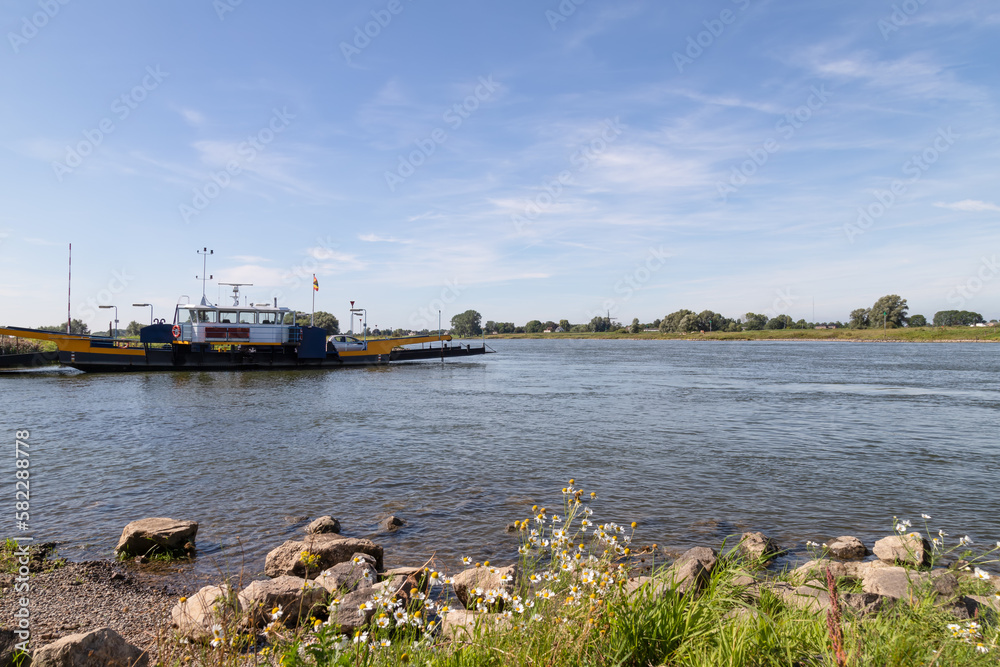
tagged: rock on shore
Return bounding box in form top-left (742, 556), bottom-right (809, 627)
top-left (115, 518), bottom-right (198, 558)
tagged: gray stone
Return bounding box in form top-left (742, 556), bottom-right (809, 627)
top-left (238, 576), bottom-right (327, 628)
top-left (379, 515), bottom-right (405, 532)
top-left (32, 628), bottom-right (146, 667)
top-left (451, 564), bottom-right (519, 609)
top-left (0, 630), bottom-right (24, 667)
top-left (778, 579), bottom-right (888, 616)
top-left (790, 559), bottom-right (873, 586)
top-left (738, 532), bottom-right (782, 562)
top-left (827, 536), bottom-right (868, 560)
top-left (114, 518), bottom-right (197, 558)
top-left (315, 555), bottom-right (378, 594)
top-left (625, 575), bottom-right (670, 598)
top-left (264, 535), bottom-right (383, 579)
top-left (860, 565), bottom-right (954, 600)
top-left (862, 566), bottom-right (917, 599)
top-left (170, 584), bottom-right (240, 641)
top-left (305, 516), bottom-right (341, 535)
top-left (930, 571), bottom-right (960, 600)
top-left (965, 595), bottom-right (1000, 624)
top-left (872, 535), bottom-right (930, 567)
top-left (842, 592), bottom-right (888, 616)
top-left (328, 587), bottom-right (378, 633)
top-left (440, 608), bottom-right (479, 638)
top-left (671, 546), bottom-right (717, 595)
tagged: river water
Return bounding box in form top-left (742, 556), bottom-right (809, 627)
top-left (2, 339), bottom-right (998, 578)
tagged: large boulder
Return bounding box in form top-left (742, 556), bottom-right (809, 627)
top-left (671, 547), bottom-right (717, 595)
top-left (264, 535), bottom-right (383, 579)
top-left (305, 516), bottom-right (342, 535)
top-left (790, 559), bottom-right (876, 585)
top-left (861, 566), bottom-right (921, 599)
top-left (769, 582), bottom-right (886, 616)
top-left (315, 554), bottom-right (378, 594)
top-left (827, 536), bottom-right (868, 560)
top-left (738, 532), bottom-right (782, 563)
top-left (114, 518), bottom-right (197, 558)
top-left (860, 566), bottom-right (956, 601)
top-left (32, 628), bottom-right (146, 667)
top-left (451, 564), bottom-right (519, 609)
top-left (328, 586), bottom-right (378, 633)
top-left (238, 576), bottom-right (327, 628)
top-left (872, 535), bottom-right (930, 567)
top-left (440, 608), bottom-right (479, 638)
top-left (171, 584), bottom-right (240, 641)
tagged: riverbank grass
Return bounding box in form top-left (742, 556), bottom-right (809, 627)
top-left (153, 487), bottom-right (1000, 666)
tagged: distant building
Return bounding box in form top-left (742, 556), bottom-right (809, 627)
top-left (554, 326), bottom-right (565, 332)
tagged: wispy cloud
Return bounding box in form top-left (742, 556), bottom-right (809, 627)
top-left (358, 233), bottom-right (413, 244)
top-left (178, 108), bottom-right (206, 126)
top-left (934, 200), bottom-right (1000, 213)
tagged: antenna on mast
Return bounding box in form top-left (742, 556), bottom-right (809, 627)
top-left (218, 282), bottom-right (253, 307)
top-left (196, 248), bottom-right (214, 306)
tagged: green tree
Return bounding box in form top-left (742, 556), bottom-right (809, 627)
top-left (525, 320), bottom-right (544, 333)
top-left (742, 313), bottom-right (767, 331)
top-left (450, 310), bottom-right (482, 337)
top-left (765, 314), bottom-right (794, 330)
top-left (38, 319), bottom-right (90, 335)
top-left (285, 311), bottom-right (340, 333)
top-left (484, 320), bottom-right (497, 333)
top-left (589, 316), bottom-right (610, 332)
top-left (868, 295), bottom-right (908, 329)
top-left (695, 310), bottom-right (729, 332)
top-left (543, 321), bottom-right (558, 332)
top-left (496, 322), bottom-right (516, 334)
top-left (124, 320), bottom-right (142, 337)
top-left (630, 318), bottom-right (641, 334)
top-left (559, 319), bottom-right (570, 331)
top-left (908, 314), bottom-right (927, 327)
top-left (659, 309), bottom-right (694, 333)
top-left (849, 308), bottom-right (869, 329)
top-left (314, 312), bottom-right (340, 334)
top-left (933, 310), bottom-right (984, 326)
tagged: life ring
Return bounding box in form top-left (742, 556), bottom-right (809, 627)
top-left (171, 324), bottom-right (181, 339)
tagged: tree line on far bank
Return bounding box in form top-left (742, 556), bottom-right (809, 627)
top-left (16, 297), bottom-right (994, 342)
top-left (448, 296), bottom-right (995, 337)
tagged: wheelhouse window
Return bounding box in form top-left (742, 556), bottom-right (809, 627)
top-left (195, 310), bottom-right (217, 323)
top-left (219, 311), bottom-right (238, 324)
top-left (180, 308), bottom-right (197, 323)
top-left (258, 312), bottom-right (277, 325)
top-left (238, 311), bottom-right (255, 324)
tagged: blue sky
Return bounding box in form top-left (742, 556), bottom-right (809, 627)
top-left (1, 0), bottom-right (998, 331)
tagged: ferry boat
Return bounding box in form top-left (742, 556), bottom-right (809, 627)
top-left (0, 295), bottom-right (489, 373)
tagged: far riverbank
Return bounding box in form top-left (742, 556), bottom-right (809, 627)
top-left (484, 326), bottom-right (1000, 343)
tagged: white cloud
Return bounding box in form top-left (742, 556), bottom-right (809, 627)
top-left (934, 200), bottom-right (1000, 213)
top-left (358, 234), bottom-right (413, 244)
top-left (230, 255), bottom-right (272, 263)
top-left (179, 108), bottom-right (206, 126)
